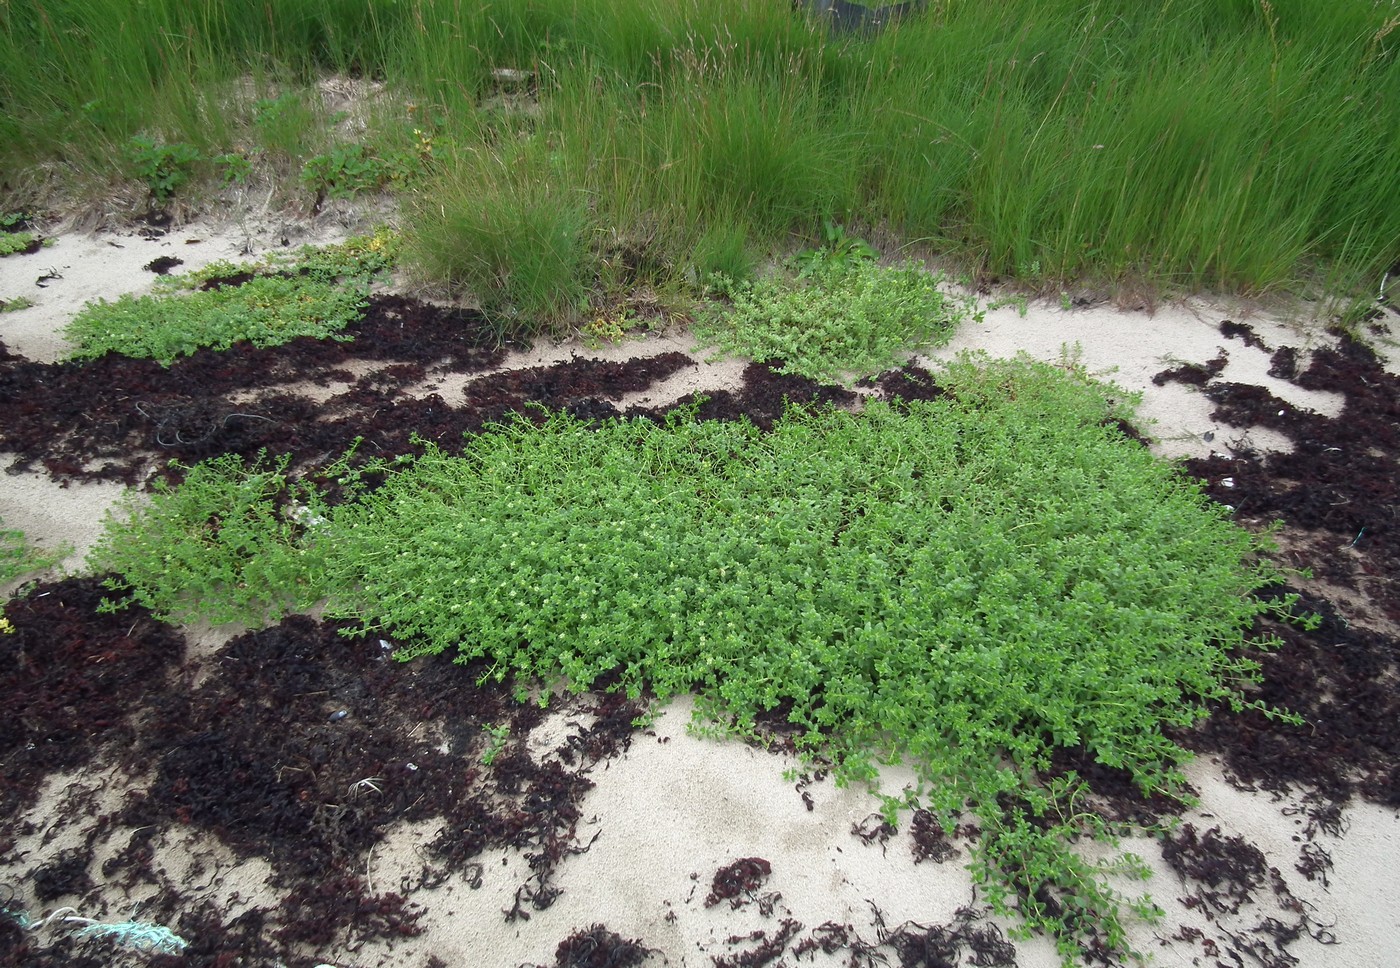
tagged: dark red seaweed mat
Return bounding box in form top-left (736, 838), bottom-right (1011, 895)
top-left (0, 577), bottom-right (182, 827)
top-left (0, 294), bottom-right (511, 484)
top-left (1158, 326), bottom-right (1400, 807)
top-left (116, 616), bottom-right (642, 949)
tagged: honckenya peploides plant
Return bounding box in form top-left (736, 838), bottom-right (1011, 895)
top-left (90, 354), bottom-right (1303, 963)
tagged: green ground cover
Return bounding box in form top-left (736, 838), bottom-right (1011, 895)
top-left (62, 229), bottom-right (397, 362)
top-left (3, 1), bottom-right (1397, 333)
top-left (0, 231), bottom-right (39, 257)
top-left (89, 355), bottom-right (1301, 961)
top-left (694, 256), bottom-right (978, 383)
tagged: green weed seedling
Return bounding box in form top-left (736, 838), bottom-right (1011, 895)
top-left (481, 724), bottom-right (511, 766)
top-left (213, 152), bottom-right (253, 187)
top-left (987, 292), bottom-right (1030, 318)
top-left (792, 218), bottom-right (879, 278)
top-left (1, 519), bottom-right (67, 588)
top-left (0, 212), bottom-right (43, 257)
top-left (1, 517), bottom-right (68, 633)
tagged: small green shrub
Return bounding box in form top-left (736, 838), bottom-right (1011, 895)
top-left (300, 144), bottom-right (419, 199)
top-left (285, 227), bottom-right (401, 281)
top-left (156, 230), bottom-right (399, 295)
top-left (65, 274), bottom-right (367, 363)
top-left (61, 231), bottom-right (398, 363)
top-left (0, 296), bottom-right (36, 312)
top-left (154, 259), bottom-right (257, 292)
top-left (125, 136), bottom-right (202, 205)
top-left (694, 259), bottom-right (978, 384)
top-left (213, 152), bottom-right (254, 187)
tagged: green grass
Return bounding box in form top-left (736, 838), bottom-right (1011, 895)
top-left (89, 355), bottom-right (1300, 962)
top-left (401, 141), bottom-right (592, 329)
top-left (0, 296), bottom-right (36, 313)
top-left (3, 1), bottom-right (1397, 327)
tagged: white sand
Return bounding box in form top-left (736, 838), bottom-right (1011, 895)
top-left (920, 297), bottom-right (1349, 459)
top-left (2, 219), bottom-right (1397, 967)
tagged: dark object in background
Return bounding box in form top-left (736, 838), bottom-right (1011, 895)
top-left (798, 0), bottom-right (927, 36)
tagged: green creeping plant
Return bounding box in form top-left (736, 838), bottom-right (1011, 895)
top-left (90, 355), bottom-right (1300, 963)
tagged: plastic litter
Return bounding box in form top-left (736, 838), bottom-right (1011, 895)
top-left (19, 906), bottom-right (187, 954)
